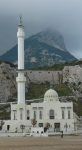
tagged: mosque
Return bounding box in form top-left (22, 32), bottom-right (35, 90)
top-left (2, 16), bottom-right (76, 133)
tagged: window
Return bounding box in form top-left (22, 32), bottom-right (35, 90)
top-left (20, 112), bottom-right (22, 120)
top-left (7, 125), bottom-right (10, 131)
top-left (68, 110), bottom-right (70, 119)
top-left (14, 112), bottom-right (15, 120)
top-left (27, 110), bottom-right (30, 120)
top-left (39, 123), bottom-right (43, 127)
top-left (69, 125), bottom-right (70, 128)
top-left (39, 111), bottom-right (42, 119)
top-left (62, 110), bottom-right (64, 119)
top-left (49, 109), bottom-right (54, 119)
top-left (27, 110), bottom-right (29, 114)
top-left (20, 108), bottom-right (23, 120)
top-left (34, 111), bottom-right (36, 119)
top-left (50, 99), bottom-right (53, 101)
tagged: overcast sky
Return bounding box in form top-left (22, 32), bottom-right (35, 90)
top-left (0, 0), bottom-right (82, 59)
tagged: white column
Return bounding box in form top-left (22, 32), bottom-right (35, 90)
top-left (17, 27), bottom-right (25, 69)
top-left (16, 21), bottom-right (26, 104)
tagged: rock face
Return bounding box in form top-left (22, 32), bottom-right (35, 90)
top-left (0, 28), bottom-right (76, 69)
top-left (0, 63), bottom-right (28, 103)
top-left (63, 65), bottom-right (82, 84)
top-left (63, 65), bottom-right (82, 97)
top-left (0, 63), bottom-right (17, 102)
top-left (34, 28), bottom-right (67, 51)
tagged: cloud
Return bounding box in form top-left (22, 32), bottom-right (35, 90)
top-left (0, 0), bottom-right (82, 59)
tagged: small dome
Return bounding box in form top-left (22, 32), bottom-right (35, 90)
top-left (45, 89), bottom-right (58, 97)
top-left (44, 89), bottom-right (59, 103)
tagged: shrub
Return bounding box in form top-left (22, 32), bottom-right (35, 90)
top-left (44, 127), bottom-right (48, 132)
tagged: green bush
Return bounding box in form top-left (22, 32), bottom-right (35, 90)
top-left (44, 127), bottom-right (48, 132)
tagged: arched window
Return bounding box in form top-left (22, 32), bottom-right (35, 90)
top-left (68, 110), bottom-right (70, 119)
top-left (62, 110), bottom-right (64, 119)
top-left (14, 112), bottom-right (15, 120)
top-left (34, 111), bottom-right (36, 119)
top-left (49, 109), bottom-right (54, 119)
top-left (20, 108), bottom-right (23, 120)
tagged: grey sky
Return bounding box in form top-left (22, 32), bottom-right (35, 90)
top-left (0, 0), bottom-right (82, 59)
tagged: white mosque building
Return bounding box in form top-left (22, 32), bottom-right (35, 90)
top-left (2, 16), bottom-right (76, 133)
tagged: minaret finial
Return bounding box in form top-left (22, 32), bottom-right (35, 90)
top-left (50, 85), bottom-right (52, 89)
top-left (19, 14), bottom-right (22, 25)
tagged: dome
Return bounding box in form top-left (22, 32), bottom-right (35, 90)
top-left (45, 89), bottom-right (58, 97)
top-left (44, 89), bottom-right (59, 103)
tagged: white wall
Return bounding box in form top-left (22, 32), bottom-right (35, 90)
top-left (3, 99), bottom-right (75, 133)
top-left (31, 127), bottom-right (44, 133)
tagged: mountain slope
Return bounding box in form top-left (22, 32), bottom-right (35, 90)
top-left (0, 28), bottom-right (76, 69)
top-left (33, 28), bottom-right (67, 51)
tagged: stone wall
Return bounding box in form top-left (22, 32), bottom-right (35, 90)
top-left (25, 70), bottom-right (63, 84)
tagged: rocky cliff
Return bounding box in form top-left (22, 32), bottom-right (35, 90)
top-left (0, 63), bottom-right (28, 103)
top-left (0, 63), bottom-right (17, 102)
top-left (63, 65), bottom-right (82, 84)
top-left (33, 28), bottom-right (67, 51)
top-left (63, 65), bottom-right (82, 97)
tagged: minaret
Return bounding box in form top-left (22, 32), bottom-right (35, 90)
top-left (16, 15), bottom-right (26, 104)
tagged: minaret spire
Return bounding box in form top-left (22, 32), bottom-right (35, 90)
top-left (19, 14), bottom-right (22, 25)
top-left (50, 85), bottom-right (52, 89)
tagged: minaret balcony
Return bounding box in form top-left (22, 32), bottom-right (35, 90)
top-left (16, 69), bottom-right (25, 72)
top-left (17, 32), bottom-right (25, 38)
top-left (16, 77), bottom-right (26, 82)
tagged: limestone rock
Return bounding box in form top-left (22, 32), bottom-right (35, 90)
top-left (0, 63), bottom-right (28, 103)
top-left (63, 65), bottom-right (82, 84)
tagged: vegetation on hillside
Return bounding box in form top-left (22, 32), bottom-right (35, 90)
top-left (73, 97), bottom-right (82, 116)
top-left (0, 59), bottom-right (17, 68)
top-left (0, 110), bottom-right (10, 120)
top-left (7, 98), bottom-right (17, 103)
top-left (25, 82), bottom-right (72, 100)
top-left (0, 104), bottom-right (10, 120)
top-left (30, 60), bottom-right (82, 71)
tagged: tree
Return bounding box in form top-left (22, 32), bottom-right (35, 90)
top-left (46, 122), bottom-right (50, 129)
top-left (15, 127), bottom-right (18, 133)
top-left (44, 123), bottom-right (50, 132)
top-left (20, 124), bottom-right (25, 133)
top-left (0, 120), bottom-right (5, 130)
top-left (31, 119), bottom-right (37, 127)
